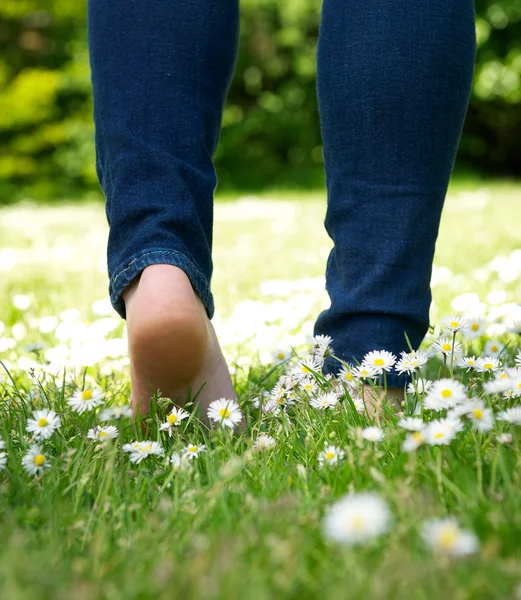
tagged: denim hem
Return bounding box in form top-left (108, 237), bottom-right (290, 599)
top-left (322, 356), bottom-right (411, 390)
top-left (108, 248), bottom-right (214, 321)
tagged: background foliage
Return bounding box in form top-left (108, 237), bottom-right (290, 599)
top-left (0, 0), bottom-right (520, 202)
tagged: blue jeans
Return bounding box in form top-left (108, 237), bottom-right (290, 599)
top-left (87, 0), bottom-right (476, 388)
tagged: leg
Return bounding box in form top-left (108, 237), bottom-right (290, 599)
top-left (87, 0), bottom-right (239, 416)
top-left (315, 0), bottom-right (476, 399)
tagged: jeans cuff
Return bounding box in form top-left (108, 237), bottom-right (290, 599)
top-left (108, 248), bottom-right (214, 321)
top-left (322, 355), bottom-right (412, 389)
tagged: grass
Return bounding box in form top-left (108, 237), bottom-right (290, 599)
top-left (1, 177), bottom-right (521, 599)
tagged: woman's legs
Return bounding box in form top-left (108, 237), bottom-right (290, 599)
top-left (87, 0), bottom-right (240, 414)
top-left (314, 0), bottom-right (476, 393)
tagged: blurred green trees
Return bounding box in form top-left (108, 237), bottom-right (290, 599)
top-left (0, 0), bottom-right (520, 202)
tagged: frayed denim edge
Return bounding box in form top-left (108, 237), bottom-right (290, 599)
top-left (108, 248), bottom-right (214, 321)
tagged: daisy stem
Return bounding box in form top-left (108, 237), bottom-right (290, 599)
top-left (435, 448), bottom-right (445, 505)
top-left (475, 432), bottom-right (484, 500)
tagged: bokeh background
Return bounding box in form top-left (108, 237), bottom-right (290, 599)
top-left (0, 0), bottom-right (520, 203)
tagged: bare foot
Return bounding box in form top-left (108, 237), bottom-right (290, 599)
top-left (122, 264), bottom-right (235, 423)
top-left (362, 385), bottom-right (404, 422)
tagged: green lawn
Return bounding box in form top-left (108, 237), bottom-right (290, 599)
top-left (1, 179), bottom-right (521, 599)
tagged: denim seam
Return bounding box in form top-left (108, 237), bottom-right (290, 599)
top-left (109, 248), bottom-right (214, 319)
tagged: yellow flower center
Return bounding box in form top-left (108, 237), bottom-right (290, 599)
top-left (351, 516), bottom-right (366, 531)
top-left (412, 432), bottom-right (424, 442)
top-left (168, 414), bottom-right (178, 424)
top-left (219, 407), bottom-right (231, 419)
top-left (467, 359), bottom-right (474, 365)
top-left (302, 366), bottom-right (310, 373)
top-left (473, 409), bottom-right (483, 420)
top-left (188, 446), bottom-right (197, 453)
top-left (374, 358), bottom-right (385, 367)
top-left (37, 418), bottom-right (48, 427)
top-left (483, 363), bottom-right (493, 370)
top-left (143, 444), bottom-right (152, 452)
top-left (439, 527), bottom-right (458, 549)
top-left (450, 321), bottom-right (459, 328)
top-left (345, 372), bottom-right (353, 381)
top-left (441, 389), bottom-right (452, 398)
top-left (471, 323), bottom-right (479, 331)
top-left (82, 390), bottom-right (93, 401)
top-left (325, 451), bottom-right (335, 460)
top-left (491, 345), bottom-right (498, 352)
top-left (277, 353), bottom-right (285, 360)
top-left (434, 432), bottom-right (445, 439)
top-left (304, 383), bottom-right (313, 390)
top-left (34, 454), bottom-right (46, 466)
top-left (441, 344), bottom-right (451, 352)
top-left (500, 373), bottom-right (509, 379)
top-left (99, 431), bottom-right (106, 438)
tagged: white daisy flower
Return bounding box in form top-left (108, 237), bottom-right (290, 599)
top-left (466, 400), bottom-right (494, 432)
top-left (272, 348), bottom-right (291, 365)
top-left (159, 406), bottom-right (190, 436)
top-left (22, 444), bottom-right (51, 476)
top-left (421, 518), bottom-right (479, 556)
top-left (318, 444), bottom-right (345, 468)
top-left (122, 440), bottom-right (164, 464)
top-left (496, 433), bottom-right (513, 444)
top-left (484, 340), bottom-right (504, 357)
top-left (0, 443), bottom-right (6, 471)
top-left (402, 431), bottom-right (426, 453)
top-left (463, 317), bottom-right (485, 339)
top-left (87, 425), bottom-right (118, 441)
top-left (398, 417), bottom-right (424, 431)
top-left (323, 492), bottom-right (391, 545)
top-left (474, 356), bottom-right (501, 373)
top-left (311, 334), bottom-right (334, 360)
top-left (395, 351), bottom-right (428, 375)
top-left (352, 364), bottom-right (379, 380)
top-left (183, 443), bottom-right (207, 460)
top-left (508, 377), bottom-right (521, 398)
top-left (207, 398), bottom-right (243, 429)
top-left (442, 316), bottom-right (469, 333)
top-left (432, 337), bottom-right (463, 358)
top-left (300, 378), bottom-right (319, 395)
top-left (67, 387), bottom-right (105, 413)
top-left (483, 377), bottom-right (513, 395)
top-left (253, 434), bottom-right (276, 451)
top-left (515, 350), bottom-right (521, 368)
top-left (457, 356), bottom-right (477, 371)
top-left (423, 379), bottom-right (467, 410)
top-left (406, 379), bottom-right (433, 395)
top-left (169, 452), bottom-right (191, 472)
top-left (361, 426), bottom-right (384, 442)
top-left (99, 404), bottom-right (132, 421)
top-left (496, 407), bottom-right (521, 424)
top-left (337, 365), bottom-right (357, 388)
top-left (362, 350), bottom-right (396, 374)
top-left (292, 357), bottom-right (321, 381)
top-left (423, 418), bottom-right (463, 446)
top-left (26, 409), bottom-right (61, 440)
top-left (310, 392), bottom-right (340, 410)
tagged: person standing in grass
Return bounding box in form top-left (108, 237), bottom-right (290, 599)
top-left (86, 0), bottom-right (476, 416)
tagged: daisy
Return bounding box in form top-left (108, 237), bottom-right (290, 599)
top-left (509, 376), bottom-right (521, 398)
top-left (406, 379), bottom-right (433, 395)
top-left (397, 417), bottom-right (424, 432)
top-left (402, 431), bottom-right (426, 452)
top-left (169, 452), bottom-right (191, 472)
top-left (310, 392), bottom-right (340, 410)
top-left (484, 340), bottom-right (504, 357)
top-left (311, 334), bottom-right (334, 359)
top-left (122, 440), bottom-right (164, 464)
top-left (318, 444), bottom-right (345, 468)
top-left (300, 378), bottom-right (319, 395)
top-left (87, 425), bottom-right (118, 441)
top-left (457, 356), bottom-right (476, 371)
top-left (361, 426), bottom-right (384, 442)
top-left (395, 351), bottom-right (428, 375)
top-left (159, 406), bottom-right (190, 436)
top-left (496, 433), bottom-right (513, 444)
top-left (515, 350), bottom-right (521, 368)
top-left (336, 366), bottom-right (355, 389)
top-left (442, 315), bottom-right (469, 333)
top-left (352, 364), bottom-right (378, 380)
top-left (423, 379), bottom-right (467, 410)
top-left (253, 434), bottom-right (276, 451)
top-left (496, 407), bottom-right (521, 424)
top-left (207, 398), bottom-right (243, 429)
top-left (423, 418), bottom-right (463, 446)
top-left (323, 492), bottom-right (391, 545)
top-left (0, 441), bottom-right (6, 471)
top-left (99, 404), bottom-right (132, 421)
top-left (22, 444), bottom-right (51, 476)
top-left (474, 356), bottom-right (501, 373)
top-left (421, 518), bottom-right (479, 556)
top-left (26, 409), bottom-right (61, 440)
top-left (272, 348), bottom-right (291, 365)
top-left (362, 350), bottom-right (396, 374)
top-left (67, 387), bottom-right (105, 413)
top-left (291, 357), bottom-right (321, 381)
top-left (483, 377), bottom-right (513, 395)
top-left (463, 317), bottom-right (485, 339)
top-left (432, 337), bottom-right (463, 358)
top-left (183, 443), bottom-right (207, 460)
top-left (466, 401), bottom-right (494, 432)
